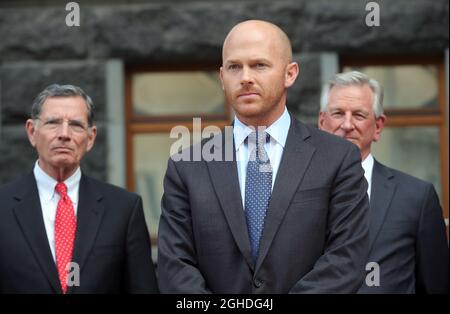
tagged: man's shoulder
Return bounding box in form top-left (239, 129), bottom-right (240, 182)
top-left (298, 121), bottom-right (357, 152)
top-left (374, 161), bottom-right (442, 223)
top-left (0, 174), bottom-right (33, 196)
top-left (375, 161), bottom-right (434, 189)
top-left (82, 175), bottom-right (140, 201)
top-left (168, 118), bottom-right (358, 165)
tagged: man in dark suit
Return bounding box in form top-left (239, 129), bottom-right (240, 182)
top-left (157, 20), bottom-right (370, 293)
top-left (318, 71), bottom-right (449, 293)
top-left (0, 84), bottom-right (158, 294)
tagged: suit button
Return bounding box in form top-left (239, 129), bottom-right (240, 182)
top-left (254, 279), bottom-right (263, 288)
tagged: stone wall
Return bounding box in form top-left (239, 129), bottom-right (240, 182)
top-left (1, 0), bottom-right (448, 61)
top-left (0, 61), bottom-right (106, 182)
top-left (0, 0), bottom-right (448, 183)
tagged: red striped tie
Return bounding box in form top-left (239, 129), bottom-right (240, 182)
top-left (55, 182), bottom-right (77, 294)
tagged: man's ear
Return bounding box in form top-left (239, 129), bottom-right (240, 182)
top-left (318, 111), bottom-right (326, 130)
top-left (86, 125), bottom-right (97, 152)
top-left (219, 66), bottom-right (224, 90)
top-left (373, 114), bottom-right (386, 142)
top-left (25, 119), bottom-right (37, 147)
top-left (285, 62), bottom-right (299, 88)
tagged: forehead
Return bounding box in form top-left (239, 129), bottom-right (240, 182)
top-left (223, 26), bottom-right (283, 61)
top-left (328, 85), bottom-right (374, 110)
top-left (40, 96), bottom-right (88, 119)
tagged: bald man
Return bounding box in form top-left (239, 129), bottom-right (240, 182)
top-left (157, 20), bottom-right (369, 293)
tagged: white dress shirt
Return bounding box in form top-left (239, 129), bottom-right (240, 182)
top-left (361, 153), bottom-right (374, 200)
top-left (234, 107), bottom-right (291, 207)
top-left (33, 161), bottom-right (81, 262)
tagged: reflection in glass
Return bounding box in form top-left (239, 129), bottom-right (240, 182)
top-left (132, 71), bottom-right (225, 116)
top-left (343, 65), bottom-right (439, 109)
top-left (372, 126), bottom-right (442, 202)
top-left (133, 129), bottom-right (221, 239)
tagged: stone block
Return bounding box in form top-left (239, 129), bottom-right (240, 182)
top-left (0, 61), bottom-right (105, 125)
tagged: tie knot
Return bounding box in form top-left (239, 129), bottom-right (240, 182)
top-left (55, 182), bottom-right (68, 196)
top-left (247, 130), bottom-right (271, 167)
top-left (247, 130), bottom-right (270, 146)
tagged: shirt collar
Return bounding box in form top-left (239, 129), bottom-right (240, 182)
top-left (265, 107), bottom-right (290, 148)
top-left (33, 160), bottom-right (82, 202)
top-left (233, 116), bottom-right (253, 151)
top-left (233, 107), bottom-right (291, 150)
top-left (361, 153), bottom-right (374, 178)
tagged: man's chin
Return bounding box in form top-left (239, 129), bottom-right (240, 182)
top-left (51, 157), bottom-right (77, 169)
top-left (234, 103), bottom-right (262, 117)
top-left (345, 138), bottom-right (362, 148)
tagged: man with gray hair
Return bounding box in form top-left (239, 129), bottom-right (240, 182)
top-left (318, 71), bottom-right (449, 293)
top-left (0, 84), bottom-right (158, 294)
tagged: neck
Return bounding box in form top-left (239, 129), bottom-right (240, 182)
top-left (38, 160), bottom-right (78, 182)
top-left (361, 151), bottom-right (371, 162)
top-left (238, 104), bottom-right (286, 128)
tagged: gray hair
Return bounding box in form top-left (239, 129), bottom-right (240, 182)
top-left (320, 71), bottom-right (384, 118)
top-left (31, 84), bottom-right (95, 126)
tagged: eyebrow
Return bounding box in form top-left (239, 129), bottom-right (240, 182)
top-left (224, 58), bottom-right (272, 65)
top-left (351, 108), bottom-right (370, 115)
top-left (329, 108), bottom-right (370, 115)
top-left (42, 116), bottom-right (87, 124)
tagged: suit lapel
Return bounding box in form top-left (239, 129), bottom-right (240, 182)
top-left (368, 160), bottom-right (395, 252)
top-left (12, 173), bottom-right (62, 293)
top-left (256, 118), bottom-right (315, 271)
top-left (206, 130), bottom-right (255, 271)
top-left (68, 174), bottom-right (105, 293)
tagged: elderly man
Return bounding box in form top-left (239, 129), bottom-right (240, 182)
top-left (318, 71), bottom-right (449, 294)
top-left (0, 84), bottom-right (158, 294)
top-left (157, 20), bottom-right (370, 293)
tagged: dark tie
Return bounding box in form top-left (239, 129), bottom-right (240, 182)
top-left (245, 131), bottom-right (272, 264)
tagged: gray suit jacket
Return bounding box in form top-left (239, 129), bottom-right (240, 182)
top-left (157, 116), bottom-right (370, 293)
top-left (358, 160), bottom-right (449, 294)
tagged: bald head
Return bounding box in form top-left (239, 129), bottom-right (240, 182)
top-left (219, 19), bottom-right (299, 127)
top-left (222, 20), bottom-right (293, 64)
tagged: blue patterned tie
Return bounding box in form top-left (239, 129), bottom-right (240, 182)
top-left (245, 130), bottom-right (272, 264)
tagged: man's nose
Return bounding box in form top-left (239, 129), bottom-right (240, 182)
top-left (240, 66), bottom-right (254, 86)
top-left (340, 113), bottom-right (354, 131)
top-left (57, 121), bottom-right (72, 139)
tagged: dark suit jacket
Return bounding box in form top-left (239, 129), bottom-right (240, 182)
top-left (0, 172), bottom-right (158, 294)
top-left (157, 116), bottom-right (370, 293)
top-left (358, 160), bottom-right (449, 294)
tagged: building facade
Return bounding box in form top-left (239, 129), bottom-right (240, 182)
top-left (1, 0), bottom-right (448, 238)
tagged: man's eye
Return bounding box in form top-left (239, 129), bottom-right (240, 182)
top-left (69, 122), bottom-right (86, 130)
top-left (46, 120), bottom-right (59, 125)
top-left (255, 63), bottom-right (266, 69)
